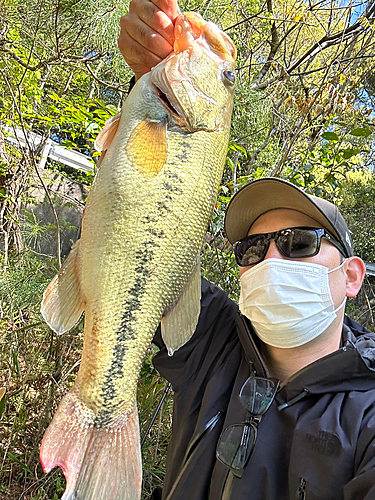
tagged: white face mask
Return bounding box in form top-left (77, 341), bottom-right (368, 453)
top-left (239, 258), bottom-right (347, 348)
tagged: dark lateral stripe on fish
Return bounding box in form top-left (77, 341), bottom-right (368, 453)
top-left (97, 238), bottom-right (160, 424)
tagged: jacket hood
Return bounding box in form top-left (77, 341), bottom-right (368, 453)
top-left (237, 313), bottom-right (375, 401)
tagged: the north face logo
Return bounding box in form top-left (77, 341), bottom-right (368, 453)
top-left (305, 431), bottom-right (341, 457)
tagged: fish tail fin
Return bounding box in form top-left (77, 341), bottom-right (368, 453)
top-left (40, 391), bottom-right (142, 500)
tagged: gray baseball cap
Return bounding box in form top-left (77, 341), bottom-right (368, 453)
top-left (224, 178), bottom-right (353, 257)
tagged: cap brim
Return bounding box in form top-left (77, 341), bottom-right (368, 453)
top-left (224, 178), bottom-right (341, 244)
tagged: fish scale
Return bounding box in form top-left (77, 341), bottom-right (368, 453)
top-left (40, 11), bottom-right (236, 500)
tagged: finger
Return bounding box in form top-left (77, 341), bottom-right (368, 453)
top-left (120, 13), bottom-right (173, 60)
top-left (118, 30), bottom-right (164, 79)
top-left (149, 0), bottom-right (180, 21)
top-left (130, 0), bottom-right (175, 45)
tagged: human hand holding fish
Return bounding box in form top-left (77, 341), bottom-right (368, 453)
top-left (40, 5), bottom-right (236, 500)
top-left (119, 0), bottom-right (180, 80)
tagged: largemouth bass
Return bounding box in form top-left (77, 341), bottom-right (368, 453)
top-left (40, 11), bottom-right (236, 500)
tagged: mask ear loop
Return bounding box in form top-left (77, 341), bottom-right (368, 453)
top-left (328, 258), bottom-right (348, 314)
top-left (333, 297), bottom-right (347, 314)
top-left (328, 258), bottom-right (347, 274)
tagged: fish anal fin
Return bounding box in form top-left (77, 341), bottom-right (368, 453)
top-left (126, 118), bottom-right (167, 178)
top-left (41, 241), bottom-right (84, 334)
top-left (161, 261), bottom-right (201, 355)
top-left (94, 112), bottom-right (122, 153)
top-left (40, 391), bottom-right (142, 500)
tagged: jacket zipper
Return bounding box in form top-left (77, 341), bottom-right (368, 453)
top-left (297, 478), bottom-right (306, 500)
top-left (235, 313), bottom-right (269, 378)
top-left (278, 389), bottom-right (309, 410)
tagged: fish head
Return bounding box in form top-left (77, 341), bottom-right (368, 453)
top-left (151, 12), bottom-right (236, 132)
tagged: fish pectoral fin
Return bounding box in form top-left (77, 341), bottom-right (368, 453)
top-left (40, 392), bottom-right (142, 500)
top-left (41, 241), bottom-right (84, 334)
top-left (94, 112), bottom-right (122, 153)
top-left (126, 118), bottom-right (167, 178)
top-left (161, 260), bottom-right (201, 355)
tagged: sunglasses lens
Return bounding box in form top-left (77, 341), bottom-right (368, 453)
top-left (239, 377), bottom-right (276, 415)
top-left (234, 235), bottom-right (269, 266)
top-left (216, 423), bottom-right (256, 469)
top-left (234, 228), bottom-right (322, 266)
top-left (277, 228), bottom-right (319, 258)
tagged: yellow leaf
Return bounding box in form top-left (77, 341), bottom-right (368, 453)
top-left (339, 74), bottom-right (346, 85)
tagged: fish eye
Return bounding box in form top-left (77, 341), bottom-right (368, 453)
top-left (223, 70), bottom-right (236, 85)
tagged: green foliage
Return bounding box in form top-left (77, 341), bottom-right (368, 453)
top-left (36, 93), bottom-right (116, 152)
top-left (0, 251), bottom-right (174, 500)
top-left (138, 350), bottom-right (173, 499)
top-left (201, 199), bottom-right (240, 300)
top-left (0, 251), bottom-right (69, 500)
top-left (340, 172), bottom-right (375, 263)
top-left (284, 122), bottom-right (373, 198)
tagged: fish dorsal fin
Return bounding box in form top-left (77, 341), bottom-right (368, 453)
top-left (174, 13), bottom-right (236, 62)
top-left (41, 241), bottom-right (85, 334)
top-left (161, 260), bottom-right (201, 355)
top-left (126, 118), bottom-right (167, 178)
top-left (174, 12), bottom-right (204, 53)
top-left (203, 22), bottom-right (237, 62)
top-left (94, 112), bottom-right (122, 152)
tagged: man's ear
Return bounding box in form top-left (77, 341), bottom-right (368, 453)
top-left (345, 256), bottom-right (366, 297)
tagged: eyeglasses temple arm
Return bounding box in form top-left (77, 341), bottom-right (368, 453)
top-left (324, 232), bottom-right (347, 258)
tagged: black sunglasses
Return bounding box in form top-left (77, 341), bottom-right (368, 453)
top-left (216, 376), bottom-right (279, 472)
top-left (234, 226), bottom-right (346, 267)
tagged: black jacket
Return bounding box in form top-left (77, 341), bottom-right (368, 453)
top-left (152, 279), bottom-right (375, 499)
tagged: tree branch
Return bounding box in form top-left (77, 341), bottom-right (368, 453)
top-left (84, 62), bottom-right (130, 93)
top-left (1, 46), bottom-right (103, 71)
top-left (250, 0), bottom-right (280, 88)
top-left (286, 1), bottom-right (375, 76)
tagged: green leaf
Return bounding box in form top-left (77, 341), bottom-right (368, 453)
top-left (342, 148), bottom-right (361, 159)
top-left (86, 122), bottom-right (100, 134)
top-left (306, 173), bottom-right (315, 183)
top-left (12, 347), bottom-right (20, 376)
top-left (0, 390), bottom-right (5, 419)
top-left (322, 132), bottom-right (339, 141)
top-left (14, 322), bottom-right (43, 333)
top-left (350, 127), bottom-right (372, 137)
top-left (326, 173), bottom-right (339, 189)
top-left (0, 448), bottom-right (31, 473)
top-left (235, 144), bottom-right (248, 157)
top-left (48, 93), bottom-right (60, 101)
top-left (8, 452), bottom-right (31, 473)
top-left (93, 109), bottom-right (111, 119)
top-left (227, 157), bottom-right (235, 170)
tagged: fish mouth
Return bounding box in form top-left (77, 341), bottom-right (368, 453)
top-left (153, 83), bottom-right (185, 122)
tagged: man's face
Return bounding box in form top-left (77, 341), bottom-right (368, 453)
top-left (238, 208), bottom-right (347, 310)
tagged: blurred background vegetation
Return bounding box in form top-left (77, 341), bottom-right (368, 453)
top-left (1, 0), bottom-right (375, 498)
